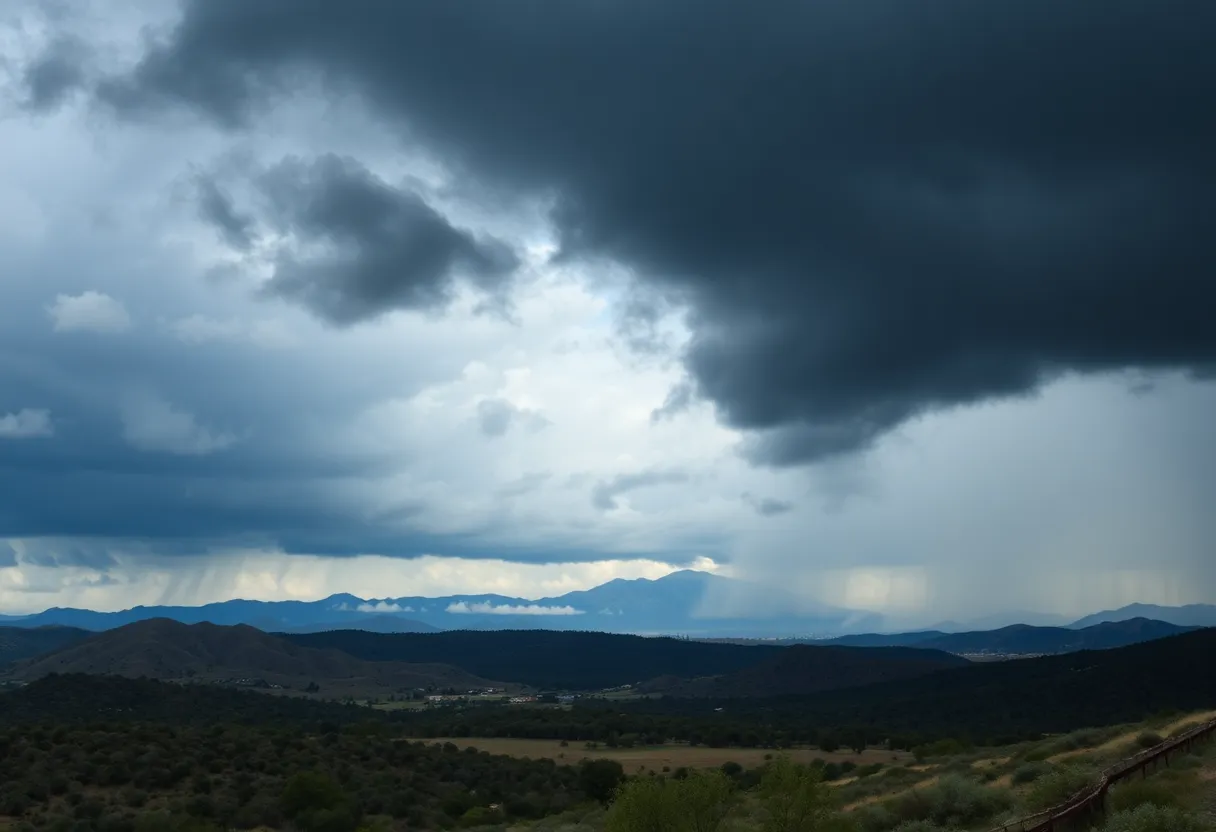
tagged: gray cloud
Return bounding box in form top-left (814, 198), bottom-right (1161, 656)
top-left (0, 541), bottom-right (16, 568)
top-left (194, 175), bottom-right (255, 250)
top-left (19, 36), bottom-right (89, 112)
top-left (741, 492), bottom-right (794, 517)
top-left (84, 0), bottom-right (1216, 463)
top-left (650, 381), bottom-right (694, 424)
top-left (592, 470), bottom-right (689, 511)
top-left (476, 398), bottom-right (549, 438)
top-left (202, 154), bottom-right (520, 325)
top-left (0, 409), bottom-right (54, 440)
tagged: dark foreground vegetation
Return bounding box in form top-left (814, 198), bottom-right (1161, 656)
top-left (0, 678), bottom-right (591, 831)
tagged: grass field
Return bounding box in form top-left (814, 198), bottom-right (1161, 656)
top-left (422, 737), bottom-right (913, 773)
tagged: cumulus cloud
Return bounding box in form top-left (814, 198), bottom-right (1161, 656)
top-left (47, 291), bottom-right (131, 334)
top-left (446, 601), bottom-right (584, 616)
top-left (0, 409), bottom-right (54, 440)
top-left (119, 393), bottom-right (237, 456)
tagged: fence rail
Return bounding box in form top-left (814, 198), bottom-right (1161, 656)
top-left (987, 715), bottom-right (1216, 832)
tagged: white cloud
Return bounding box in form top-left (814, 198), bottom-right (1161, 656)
top-left (0, 409), bottom-right (53, 439)
top-left (446, 601), bottom-right (585, 615)
top-left (119, 392), bottom-right (237, 456)
top-left (47, 291), bottom-right (131, 334)
top-left (356, 601), bottom-right (414, 614)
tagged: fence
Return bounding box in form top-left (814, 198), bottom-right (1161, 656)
top-left (988, 715), bottom-right (1216, 832)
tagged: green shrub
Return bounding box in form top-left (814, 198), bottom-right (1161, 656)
top-left (1109, 779), bottom-right (1183, 813)
top-left (890, 822), bottom-right (964, 832)
top-left (1135, 732), bottom-right (1164, 749)
top-left (1024, 765), bottom-right (1097, 812)
top-left (886, 775), bottom-right (1011, 829)
top-left (758, 755), bottom-right (836, 832)
top-left (1102, 804), bottom-right (1213, 832)
top-left (1012, 762), bottom-right (1049, 785)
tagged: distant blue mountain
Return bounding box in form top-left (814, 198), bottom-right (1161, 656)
top-left (0, 570), bottom-right (883, 636)
top-left (1069, 603), bottom-right (1216, 629)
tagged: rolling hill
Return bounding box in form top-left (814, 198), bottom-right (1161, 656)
top-left (637, 644), bottom-right (969, 697)
top-left (282, 628), bottom-right (806, 689)
top-left (0, 618), bottom-right (500, 697)
top-left (0, 625), bottom-right (91, 666)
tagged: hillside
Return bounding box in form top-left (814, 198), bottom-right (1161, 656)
top-left (0, 625), bottom-right (91, 666)
top-left (637, 644), bottom-right (969, 697)
top-left (0, 618), bottom-right (500, 697)
top-left (0, 672), bottom-right (378, 725)
top-left (283, 628), bottom-right (796, 689)
top-left (405, 628), bottom-right (1216, 749)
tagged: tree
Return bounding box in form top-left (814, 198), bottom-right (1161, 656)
top-left (606, 775), bottom-right (679, 832)
top-left (758, 756), bottom-right (835, 832)
top-left (579, 759), bottom-right (626, 805)
top-left (675, 770), bottom-right (737, 832)
top-left (606, 770), bottom-right (737, 832)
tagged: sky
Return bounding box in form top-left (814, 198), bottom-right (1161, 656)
top-left (1, 1), bottom-right (1214, 622)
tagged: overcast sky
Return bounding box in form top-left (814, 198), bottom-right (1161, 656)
top-left (1, 1), bottom-right (1214, 621)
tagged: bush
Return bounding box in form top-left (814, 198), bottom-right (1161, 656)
top-left (281, 771), bottom-right (350, 819)
top-left (1136, 732), bottom-right (1164, 749)
top-left (1012, 762), bottom-right (1049, 785)
top-left (1109, 779), bottom-right (1183, 813)
top-left (605, 778), bottom-right (680, 832)
top-left (886, 775), bottom-right (1011, 829)
top-left (1025, 765), bottom-right (1097, 812)
top-left (1102, 804), bottom-right (1213, 832)
top-left (580, 759), bottom-right (626, 805)
top-left (606, 770), bottom-right (737, 832)
top-left (758, 756), bottom-right (836, 832)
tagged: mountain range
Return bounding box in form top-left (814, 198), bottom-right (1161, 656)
top-left (0, 570), bottom-right (883, 636)
top-left (0, 570), bottom-right (1213, 638)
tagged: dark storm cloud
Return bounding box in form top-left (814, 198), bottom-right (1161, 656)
top-left (591, 470), bottom-right (689, 511)
top-left (194, 176), bottom-right (255, 251)
top-left (68, 1), bottom-right (1216, 462)
top-left (202, 154), bottom-right (520, 325)
top-left (19, 36), bottom-right (88, 112)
